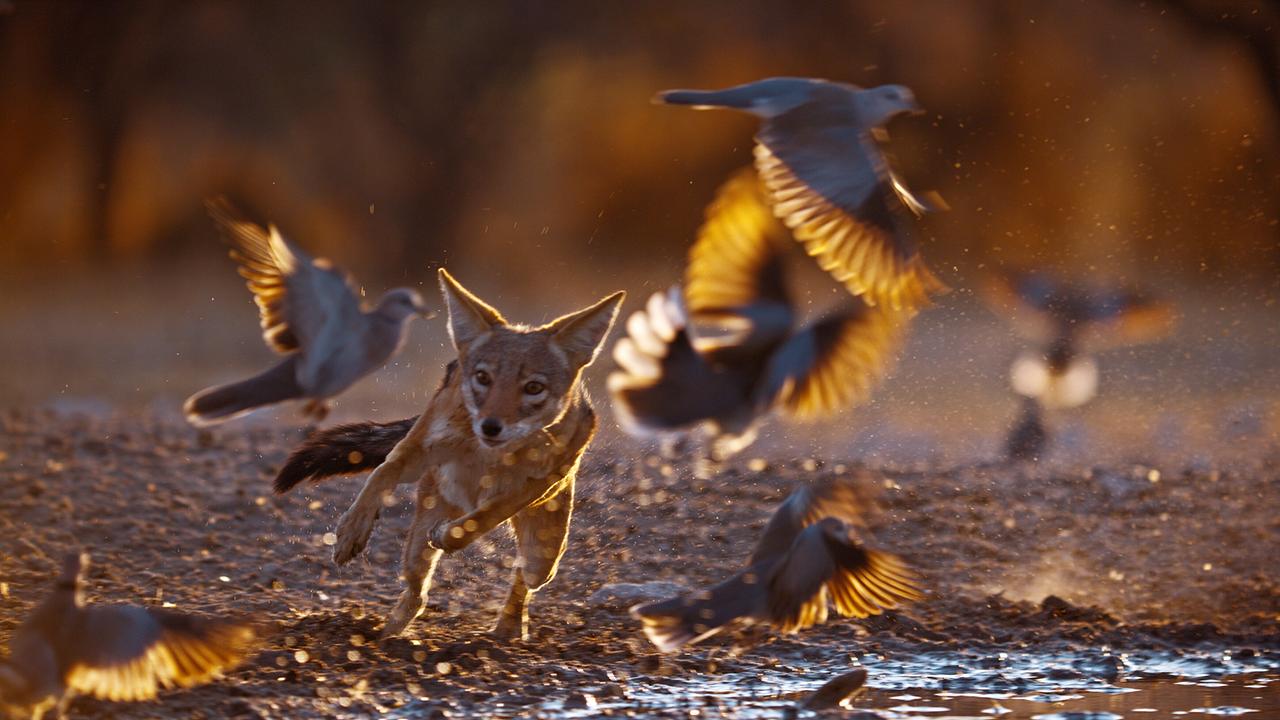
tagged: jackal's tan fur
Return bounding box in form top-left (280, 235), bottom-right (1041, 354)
top-left (331, 269), bottom-right (624, 640)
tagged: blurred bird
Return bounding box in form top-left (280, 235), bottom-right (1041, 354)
top-left (658, 76), bottom-right (947, 314)
top-left (184, 200), bottom-right (432, 425)
top-left (982, 270), bottom-right (1176, 409)
top-left (0, 553), bottom-right (257, 720)
top-left (608, 169), bottom-right (903, 460)
top-left (630, 477), bottom-right (920, 652)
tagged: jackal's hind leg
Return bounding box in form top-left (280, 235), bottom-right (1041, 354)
top-left (492, 479), bottom-right (575, 641)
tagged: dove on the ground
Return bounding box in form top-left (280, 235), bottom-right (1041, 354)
top-left (630, 477), bottom-right (921, 653)
top-left (608, 169), bottom-right (902, 460)
top-left (0, 554), bottom-right (258, 720)
top-left (982, 269), bottom-right (1176, 408)
top-left (658, 76), bottom-right (947, 314)
top-left (184, 200), bottom-right (431, 425)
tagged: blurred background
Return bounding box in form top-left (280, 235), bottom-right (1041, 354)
top-left (1, 0), bottom-right (1277, 462)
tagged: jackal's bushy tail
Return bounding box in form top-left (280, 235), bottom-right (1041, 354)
top-left (273, 417), bottom-right (416, 494)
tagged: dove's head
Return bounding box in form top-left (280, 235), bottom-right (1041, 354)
top-left (377, 288), bottom-right (433, 322)
top-left (856, 84), bottom-right (922, 126)
top-left (438, 269), bottom-right (624, 448)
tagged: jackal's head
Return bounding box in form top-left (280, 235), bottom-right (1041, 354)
top-left (438, 269), bottom-right (625, 448)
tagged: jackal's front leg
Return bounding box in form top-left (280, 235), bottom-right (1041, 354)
top-left (491, 477), bottom-right (575, 641)
top-left (428, 473), bottom-right (566, 553)
top-left (382, 479), bottom-right (456, 638)
top-left (334, 432), bottom-right (431, 564)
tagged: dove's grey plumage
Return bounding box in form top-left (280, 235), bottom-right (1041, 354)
top-left (184, 201), bottom-right (431, 425)
top-left (0, 554), bottom-right (257, 720)
top-left (659, 77), bottom-right (946, 313)
top-left (608, 169), bottom-right (902, 459)
top-left (630, 478), bottom-right (920, 653)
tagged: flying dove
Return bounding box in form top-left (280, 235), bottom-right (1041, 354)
top-left (630, 477), bottom-right (920, 652)
top-left (608, 169), bottom-right (903, 460)
top-left (184, 200), bottom-right (431, 425)
top-left (0, 554), bottom-right (258, 720)
top-left (658, 77), bottom-right (947, 314)
top-left (982, 269), bottom-right (1176, 408)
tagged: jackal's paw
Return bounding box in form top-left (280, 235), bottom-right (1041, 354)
top-left (333, 504), bottom-right (379, 565)
top-left (488, 618), bottom-right (528, 643)
top-left (428, 521), bottom-right (465, 552)
top-left (381, 595), bottom-right (424, 638)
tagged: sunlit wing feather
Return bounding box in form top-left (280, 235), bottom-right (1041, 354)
top-left (685, 167), bottom-right (792, 313)
top-left (205, 199), bottom-right (363, 360)
top-left (752, 92), bottom-right (945, 314)
top-left (757, 301), bottom-right (903, 420)
top-left (767, 522), bottom-right (921, 632)
top-left (63, 606), bottom-right (256, 702)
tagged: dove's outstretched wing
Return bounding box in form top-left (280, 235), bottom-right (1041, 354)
top-left (685, 168), bottom-right (792, 314)
top-left (62, 605), bottom-right (257, 702)
top-left (753, 300), bottom-right (902, 420)
top-left (766, 519), bottom-right (921, 632)
top-left (1076, 290), bottom-right (1177, 349)
top-left (608, 290), bottom-right (752, 434)
top-left (205, 199), bottom-right (363, 359)
top-left (753, 84), bottom-right (945, 313)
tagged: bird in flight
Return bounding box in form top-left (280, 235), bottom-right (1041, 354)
top-left (982, 269), bottom-right (1176, 408)
top-left (609, 169), bottom-right (903, 460)
top-left (184, 200), bottom-right (432, 425)
top-left (658, 76), bottom-right (947, 315)
top-left (631, 477), bottom-right (921, 652)
top-left (0, 553), bottom-right (258, 720)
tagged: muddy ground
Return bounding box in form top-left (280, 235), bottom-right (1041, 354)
top-left (0, 406), bottom-right (1276, 718)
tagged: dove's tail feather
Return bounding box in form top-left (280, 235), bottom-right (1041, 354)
top-left (273, 417), bottom-right (417, 494)
top-left (658, 88), bottom-right (756, 109)
top-left (183, 357), bottom-right (304, 426)
top-left (629, 571), bottom-right (762, 653)
top-left (607, 290), bottom-right (749, 437)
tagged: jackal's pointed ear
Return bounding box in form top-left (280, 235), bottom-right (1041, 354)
top-left (439, 269), bottom-right (507, 350)
top-left (547, 291), bottom-right (626, 369)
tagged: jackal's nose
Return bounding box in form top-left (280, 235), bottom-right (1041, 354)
top-left (480, 418), bottom-right (503, 438)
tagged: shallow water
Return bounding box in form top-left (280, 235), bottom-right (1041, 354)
top-left (487, 648), bottom-right (1280, 719)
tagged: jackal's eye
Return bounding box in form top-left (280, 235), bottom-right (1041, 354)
top-left (473, 370), bottom-right (492, 387)
top-left (523, 381), bottom-right (545, 395)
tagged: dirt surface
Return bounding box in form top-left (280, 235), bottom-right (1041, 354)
top-left (0, 408), bottom-right (1276, 718)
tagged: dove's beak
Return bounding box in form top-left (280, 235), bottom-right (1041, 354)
top-left (415, 305), bottom-right (437, 319)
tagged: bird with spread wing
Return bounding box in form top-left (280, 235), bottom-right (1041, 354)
top-left (658, 77), bottom-right (947, 315)
top-left (0, 554), bottom-right (258, 720)
top-left (630, 477), bottom-right (920, 652)
top-left (608, 169), bottom-right (903, 460)
top-left (982, 269), bottom-right (1177, 409)
top-left (184, 200), bottom-right (432, 425)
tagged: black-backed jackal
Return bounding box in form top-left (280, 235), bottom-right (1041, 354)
top-left (275, 269), bottom-right (624, 640)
